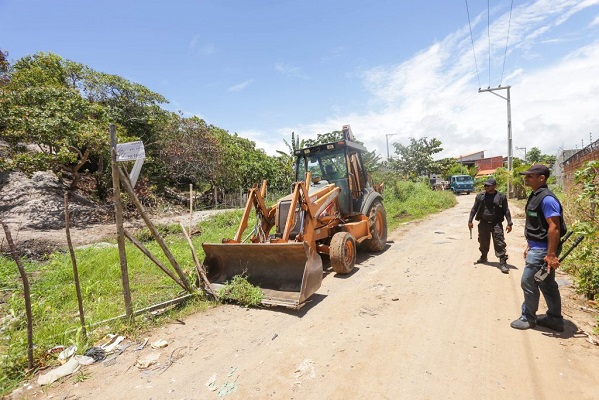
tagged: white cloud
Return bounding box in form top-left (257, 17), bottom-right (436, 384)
top-left (188, 34), bottom-right (215, 56)
top-left (274, 62), bottom-right (309, 79)
top-left (228, 79), bottom-right (254, 92)
top-left (248, 0), bottom-right (599, 162)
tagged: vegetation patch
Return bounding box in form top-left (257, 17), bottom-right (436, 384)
top-left (218, 275), bottom-right (264, 307)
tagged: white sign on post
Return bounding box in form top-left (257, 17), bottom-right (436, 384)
top-left (116, 141), bottom-right (145, 188)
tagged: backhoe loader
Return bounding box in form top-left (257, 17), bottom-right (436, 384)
top-left (202, 125), bottom-right (387, 308)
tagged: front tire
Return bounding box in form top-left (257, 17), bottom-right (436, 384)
top-left (362, 201), bottom-right (388, 252)
top-left (330, 232), bottom-right (356, 274)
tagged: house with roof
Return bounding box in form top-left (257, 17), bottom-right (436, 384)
top-left (456, 151), bottom-right (505, 177)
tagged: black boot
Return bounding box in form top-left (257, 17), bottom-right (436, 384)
top-left (474, 256), bottom-right (488, 264)
top-left (499, 257), bottom-right (509, 273)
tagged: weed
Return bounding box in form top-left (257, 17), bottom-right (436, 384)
top-left (73, 370), bottom-right (91, 383)
top-left (218, 275), bottom-right (263, 307)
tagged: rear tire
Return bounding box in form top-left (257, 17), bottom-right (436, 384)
top-left (330, 232), bottom-right (356, 274)
top-left (362, 201), bottom-right (388, 252)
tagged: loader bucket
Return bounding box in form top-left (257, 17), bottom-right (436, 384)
top-left (202, 242), bottom-right (323, 308)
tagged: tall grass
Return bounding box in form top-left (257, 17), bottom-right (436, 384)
top-left (383, 180), bottom-right (457, 231)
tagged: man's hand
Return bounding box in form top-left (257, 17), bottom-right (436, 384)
top-left (524, 246), bottom-right (529, 259)
top-left (506, 225), bottom-right (512, 233)
top-left (544, 254), bottom-right (560, 270)
top-left (468, 222), bottom-right (473, 230)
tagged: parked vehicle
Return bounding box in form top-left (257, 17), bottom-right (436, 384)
top-left (449, 174), bottom-right (474, 194)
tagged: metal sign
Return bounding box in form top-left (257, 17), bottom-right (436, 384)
top-left (116, 141), bottom-right (145, 187)
top-left (116, 141), bottom-right (145, 162)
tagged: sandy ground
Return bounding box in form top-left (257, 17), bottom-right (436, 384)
top-left (11, 195), bottom-right (599, 399)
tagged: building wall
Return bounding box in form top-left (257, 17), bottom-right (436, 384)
top-left (563, 140), bottom-right (599, 192)
top-left (475, 156), bottom-right (504, 171)
top-left (554, 149), bottom-right (577, 187)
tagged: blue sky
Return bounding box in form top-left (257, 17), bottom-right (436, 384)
top-left (2, 0), bottom-right (599, 161)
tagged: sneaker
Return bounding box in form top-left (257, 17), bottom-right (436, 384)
top-left (536, 316), bottom-right (564, 332)
top-left (500, 263), bottom-right (509, 274)
top-left (474, 257), bottom-right (488, 265)
top-left (510, 316), bottom-right (536, 330)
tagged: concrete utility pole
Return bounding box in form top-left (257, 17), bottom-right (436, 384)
top-left (515, 146), bottom-right (527, 162)
top-left (479, 85), bottom-right (513, 198)
top-left (386, 133), bottom-right (399, 162)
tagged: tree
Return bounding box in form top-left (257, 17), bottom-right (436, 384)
top-left (525, 147), bottom-right (556, 166)
top-left (0, 48), bottom-right (9, 86)
top-left (391, 137), bottom-right (443, 180)
top-left (0, 53), bottom-right (109, 189)
top-left (526, 147), bottom-right (542, 163)
top-left (0, 52), bottom-right (168, 192)
top-left (156, 114), bottom-right (221, 190)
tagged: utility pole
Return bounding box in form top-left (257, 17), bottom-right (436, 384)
top-left (479, 85), bottom-right (513, 198)
top-left (515, 146), bottom-right (527, 162)
top-left (386, 133), bottom-right (399, 161)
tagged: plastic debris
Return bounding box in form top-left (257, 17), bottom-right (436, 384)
top-left (102, 355), bottom-right (118, 367)
top-left (47, 345), bottom-right (65, 355)
top-left (135, 338), bottom-right (149, 351)
top-left (74, 355), bottom-right (96, 366)
top-left (84, 347), bottom-right (106, 362)
top-left (102, 335), bottom-right (125, 353)
top-left (151, 339), bottom-right (168, 349)
top-left (57, 345), bottom-right (77, 361)
top-left (205, 373), bottom-right (218, 391)
top-left (37, 357), bottom-right (80, 385)
top-left (136, 352), bottom-right (161, 369)
top-left (217, 381), bottom-right (237, 397)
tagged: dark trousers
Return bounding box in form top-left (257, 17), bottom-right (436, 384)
top-left (477, 221), bottom-right (507, 260)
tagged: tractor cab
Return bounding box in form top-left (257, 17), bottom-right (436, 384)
top-left (294, 125), bottom-right (370, 216)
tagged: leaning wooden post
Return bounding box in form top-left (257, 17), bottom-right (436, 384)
top-left (179, 222), bottom-right (218, 300)
top-left (110, 124), bottom-right (134, 320)
top-left (123, 229), bottom-right (187, 291)
top-left (1, 221), bottom-right (34, 369)
top-left (117, 166), bottom-right (193, 292)
top-left (189, 183), bottom-right (193, 236)
top-left (64, 192), bottom-right (87, 338)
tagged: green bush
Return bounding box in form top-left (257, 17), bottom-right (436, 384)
top-left (218, 275), bottom-right (263, 307)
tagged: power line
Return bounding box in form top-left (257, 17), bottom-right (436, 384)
top-left (464, 0), bottom-right (481, 88)
top-left (487, 0), bottom-right (491, 87)
top-left (500, 0), bottom-right (514, 85)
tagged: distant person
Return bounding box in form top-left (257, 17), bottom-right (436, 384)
top-left (511, 164), bottom-right (566, 332)
top-left (468, 178), bottom-right (513, 273)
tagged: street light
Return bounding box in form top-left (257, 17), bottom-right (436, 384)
top-left (479, 85), bottom-right (513, 198)
top-left (515, 146), bottom-right (527, 162)
top-left (386, 133), bottom-right (399, 161)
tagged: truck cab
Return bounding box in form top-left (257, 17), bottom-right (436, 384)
top-left (449, 174), bottom-right (474, 195)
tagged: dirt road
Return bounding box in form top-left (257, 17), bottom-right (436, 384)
top-left (22, 195), bottom-right (599, 399)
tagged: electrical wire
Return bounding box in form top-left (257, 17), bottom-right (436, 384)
top-left (464, 0), bottom-right (481, 88)
top-left (500, 0), bottom-right (514, 85)
top-left (487, 0), bottom-right (491, 87)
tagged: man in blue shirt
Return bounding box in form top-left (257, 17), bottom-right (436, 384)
top-left (511, 164), bottom-right (566, 332)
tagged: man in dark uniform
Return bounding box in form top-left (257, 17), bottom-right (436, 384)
top-left (511, 164), bottom-right (566, 332)
top-left (468, 178), bottom-right (513, 273)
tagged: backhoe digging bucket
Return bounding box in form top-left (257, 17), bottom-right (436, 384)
top-left (202, 242), bottom-right (323, 308)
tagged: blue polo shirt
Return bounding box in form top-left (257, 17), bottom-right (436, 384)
top-left (527, 196), bottom-right (562, 250)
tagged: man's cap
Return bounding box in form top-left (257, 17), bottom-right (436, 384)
top-left (484, 178), bottom-right (497, 186)
top-left (520, 164), bottom-right (550, 177)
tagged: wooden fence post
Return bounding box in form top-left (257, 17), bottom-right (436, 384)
top-left (64, 192), bottom-right (87, 337)
top-left (110, 124), bottom-right (134, 320)
top-left (1, 222), bottom-right (34, 369)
